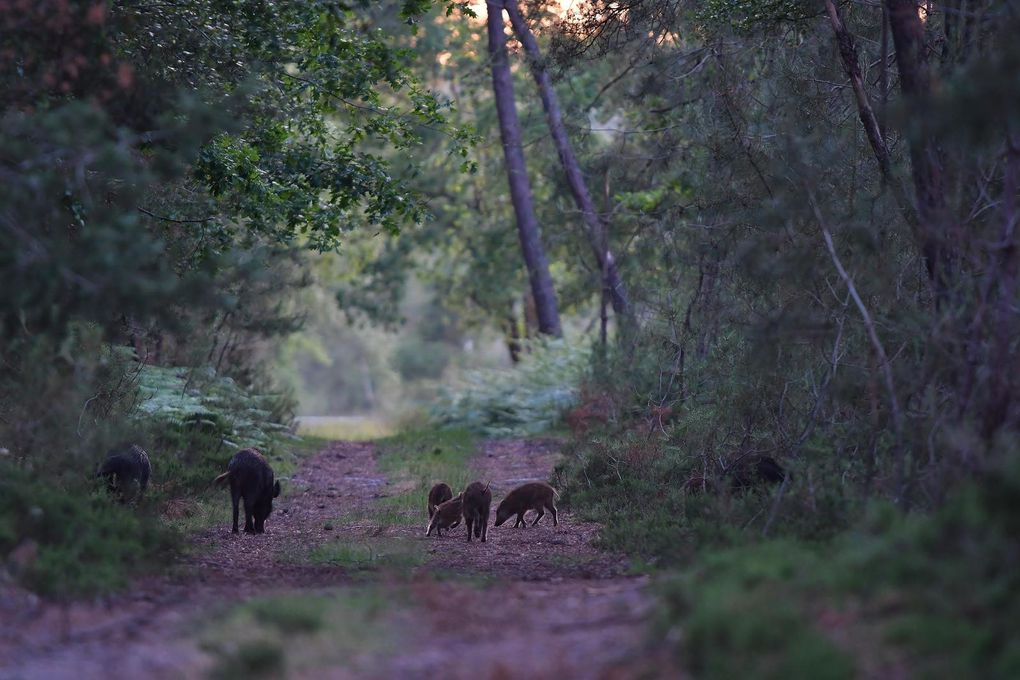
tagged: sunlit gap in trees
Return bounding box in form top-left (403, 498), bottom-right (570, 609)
top-left (468, 0), bottom-right (584, 22)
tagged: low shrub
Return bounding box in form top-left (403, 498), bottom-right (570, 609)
top-left (0, 463), bottom-right (176, 597)
top-left (430, 339), bottom-right (589, 437)
top-left (653, 452), bottom-right (1020, 678)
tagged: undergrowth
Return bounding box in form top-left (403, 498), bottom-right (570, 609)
top-left (558, 404), bottom-right (1020, 677)
top-left (0, 352), bottom-right (308, 598)
top-left (430, 339), bottom-right (588, 437)
top-left (654, 455), bottom-right (1020, 678)
top-left (0, 464), bottom-right (176, 598)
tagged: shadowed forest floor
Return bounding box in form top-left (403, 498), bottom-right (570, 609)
top-left (0, 438), bottom-right (669, 679)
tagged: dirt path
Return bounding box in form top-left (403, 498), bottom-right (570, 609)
top-left (0, 439), bottom-right (664, 679)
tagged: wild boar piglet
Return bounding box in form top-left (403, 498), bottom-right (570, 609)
top-left (426, 493), bottom-right (463, 537)
top-left (428, 482), bottom-right (454, 518)
top-left (494, 481), bottom-right (558, 528)
top-left (462, 481), bottom-right (492, 542)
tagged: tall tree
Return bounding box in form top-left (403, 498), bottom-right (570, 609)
top-left (504, 0), bottom-right (631, 324)
top-left (885, 0), bottom-right (950, 295)
top-left (486, 0), bottom-right (562, 337)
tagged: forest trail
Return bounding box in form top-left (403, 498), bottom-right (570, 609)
top-left (0, 439), bottom-right (666, 679)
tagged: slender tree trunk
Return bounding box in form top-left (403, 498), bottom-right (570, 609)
top-left (504, 299), bottom-right (523, 363)
top-left (879, 2), bottom-right (890, 141)
top-left (523, 291), bottom-right (538, 340)
top-left (486, 0), bottom-right (562, 337)
top-left (823, 0), bottom-right (919, 238)
top-left (885, 0), bottom-right (951, 296)
top-left (504, 0), bottom-right (631, 322)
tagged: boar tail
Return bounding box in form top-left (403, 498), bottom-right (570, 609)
top-left (212, 471), bottom-right (231, 487)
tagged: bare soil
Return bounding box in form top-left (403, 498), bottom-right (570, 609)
top-left (0, 439), bottom-right (667, 680)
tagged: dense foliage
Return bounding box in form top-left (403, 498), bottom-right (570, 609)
top-left (0, 0), bottom-right (463, 594)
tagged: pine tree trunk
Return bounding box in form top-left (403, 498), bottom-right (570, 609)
top-left (885, 0), bottom-right (951, 297)
top-left (504, 0), bottom-right (631, 323)
top-left (823, 0), bottom-right (918, 243)
top-left (486, 1), bottom-right (562, 337)
top-left (504, 299), bottom-right (523, 363)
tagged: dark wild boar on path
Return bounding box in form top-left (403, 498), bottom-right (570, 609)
top-left (96, 443), bottom-right (151, 502)
top-left (213, 448), bottom-right (280, 534)
top-left (428, 482), bottom-right (454, 518)
top-left (426, 493), bottom-right (463, 537)
top-left (462, 481), bottom-right (491, 542)
top-left (494, 481), bottom-right (558, 528)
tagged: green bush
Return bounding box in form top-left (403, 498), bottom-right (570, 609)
top-left (0, 464), bottom-right (176, 597)
top-left (430, 339), bottom-right (589, 437)
top-left (135, 362), bottom-right (296, 454)
top-left (659, 541), bottom-right (854, 680)
top-left (653, 452), bottom-right (1020, 679)
top-left (391, 339), bottom-right (452, 381)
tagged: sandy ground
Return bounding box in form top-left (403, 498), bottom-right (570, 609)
top-left (0, 439), bottom-right (670, 680)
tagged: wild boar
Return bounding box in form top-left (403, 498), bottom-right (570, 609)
top-left (96, 443), bottom-right (151, 502)
top-left (426, 493), bottom-right (463, 537)
top-left (428, 482), bottom-right (454, 518)
top-left (494, 481), bottom-right (558, 528)
top-left (213, 448), bottom-right (280, 534)
top-left (727, 454), bottom-right (787, 491)
top-left (462, 481), bottom-right (491, 542)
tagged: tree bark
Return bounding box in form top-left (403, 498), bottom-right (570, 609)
top-left (503, 0), bottom-right (631, 322)
top-left (487, 0), bottom-right (562, 337)
top-left (503, 299), bottom-right (523, 363)
top-left (823, 0), bottom-right (919, 237)
top-left (885, 0), bottom-right (951, 295)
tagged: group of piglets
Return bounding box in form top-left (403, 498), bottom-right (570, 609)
top-left (425, 479), bottom-right (559, 542)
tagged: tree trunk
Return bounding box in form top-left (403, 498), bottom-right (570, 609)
top-left (504, 299), bottom-right (523, 363)
top-left (486, 1), bottom-right (562, 337)
top-left (504, 0), bottom-right (631, 323)
top-left (885, 0), bottom-right (951, 296)
top-left (823, 0), bottom-right (918, 239)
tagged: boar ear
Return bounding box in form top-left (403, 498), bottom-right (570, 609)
top-left (273, 480), bottom-right (281, 498)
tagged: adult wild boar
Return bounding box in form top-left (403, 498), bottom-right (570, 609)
top-left (726, 454), bottom-right (787, 491)
top-left (213, 448), bottom-right (280, 534)
top-left (96, 443), bottom-right (151, 502)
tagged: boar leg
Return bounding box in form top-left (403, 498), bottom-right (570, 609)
top-left (514, 513), bottom-right (525, 528)
top-left (242, 496), bottom-right (256, 534)
top-left (547, 501), bottom-right (558, 526)
top-left (531, 508), bottom-right (545, 526)
top-left (480, 509), bottom-right (489, 542)
top-left (231, 488), bottom-right (241, 534)
top-left (465, 516), bottom-right (473, 542)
